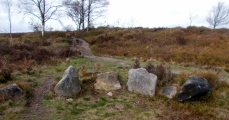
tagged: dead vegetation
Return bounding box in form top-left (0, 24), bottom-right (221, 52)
top-left (83, 26), bottom-right (229, 68)
top-left (0, 27), bottom-right (229, 119)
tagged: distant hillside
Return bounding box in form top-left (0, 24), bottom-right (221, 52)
top-left (81, 26), bottom-right (229, 67)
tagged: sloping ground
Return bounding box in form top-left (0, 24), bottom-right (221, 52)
top-left (0, 31), bottom-right (229, 119)
top-left (77, 38), bottom-right (130, 67)
top-left (82, 27), bottom-right (229, 67)
top-left (24, 77), bottom-right (54, 120)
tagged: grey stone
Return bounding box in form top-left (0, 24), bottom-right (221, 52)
top-left (54, 66), bottom-right (81, 97)
top-left (176, 75), bottom-right (211, 102)
top-left (107, 92), bottom-right (113, 97)
top-left (115, 103), bottom-right (124, 110)
top-left (160, 86), bottom-right (177, 99)
top-left (94, 71), bottom-right (121, 91)
top-left (127, 68), bottom-right (157, 97)
top-left (0, 83), bottom-right (23, 100)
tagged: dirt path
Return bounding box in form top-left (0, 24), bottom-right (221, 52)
top-left (76, 38), bottom-right (131, 67)
top-left (24, 77), bottom-right (54, 120)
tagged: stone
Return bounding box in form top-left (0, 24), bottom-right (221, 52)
top-left (115, 103), bottom-right (124, 110)
top-left (176, 75), bottom-right (211, 102)
top-left (66, 98), bottom-right (73, 102)
top-left (127, 68), bottom-right (157, 97)
top-left (94, 71), bottom-right (121, 91)
top-left (160, 86), bottom-right (177, 99)
top-left (54, 66), bottom-right (81, 97)
top-left (0, 83), bottom-right (23, 101)
top-left (107, 92), bottom-right (113, 97)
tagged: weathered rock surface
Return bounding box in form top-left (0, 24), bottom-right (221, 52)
top-left (0, 83), bottom-right (23, 101)
top-left (160, 86), bottom-right (177, 99)
top-left (94, 71), bottom-right (121, 91)
top-left (54, 66), bottom-right (81, 97)
top-left (127, 68), bottom-right (157, 96)
top-left (176, 75), bottom-right (211, 102)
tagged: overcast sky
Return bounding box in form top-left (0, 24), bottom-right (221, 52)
top-left (1, 0), bottom-right (229, 33)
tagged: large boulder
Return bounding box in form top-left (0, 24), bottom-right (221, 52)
top-left (176, 75), bottom-right (211, 102)
top-left (127, 68), bottom-right (157, 96)
top-left (54, 66), bottom-right (81, 97)
top-left (160, 86), bottom-right (177, 99)
top-left (0, 83), bottom-right (23, 101)
top-left (94, 71), bottom-right (121, 91)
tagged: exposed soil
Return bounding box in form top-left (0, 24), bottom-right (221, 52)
top-left (24, 77), bottom-right (54, 120)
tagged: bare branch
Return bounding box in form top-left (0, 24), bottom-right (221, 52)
top-left (18, 0), bottom-right (62, 36)
top-left (206, 1), bottom-right (229, 29)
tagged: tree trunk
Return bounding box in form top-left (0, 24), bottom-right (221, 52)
top-left (9, 11), bottom-right (12, 39)
top-left (42, 0), bottom-right (45, 37)
top-left (42, 21), bottom-right (45, 37)
top-left (87, 0), bottom-right (91, 32)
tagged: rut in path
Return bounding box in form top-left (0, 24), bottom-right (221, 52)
top-left (24, 77), bottom-right (54, 120)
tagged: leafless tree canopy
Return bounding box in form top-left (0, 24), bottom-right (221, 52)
top-left (87, 0), bottom-right (109, 31)
top-left (18, 0), bottom-right (62, 36)
top-left (63, 0), bottom-right (109, 31)
top-left (1, 0), bottom-right (13, 38)
top-left (206, 1), bottom-right (229, 29)
top-left (63, 0), bottom-right (87, 30)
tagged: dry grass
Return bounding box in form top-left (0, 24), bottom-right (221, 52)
top-left (83, 27), bottom-right (229, 67)
top-left (1, 28), bottom-right (229, 119)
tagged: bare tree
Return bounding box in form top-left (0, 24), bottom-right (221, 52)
top-left (63, 0), bottom-right (87, 30)
top-left (206, 1), bottom-right (229, 29)
top-left (1, 0), bottom-right (13, 39)
top-left (188, 11), bottom-right (198, 26)
top-left (18, 0), bottom-right (62, 36)
top-left (63, 0), bottom-right (109, 31)
top-left (86, 0), bottom-right (109, 31)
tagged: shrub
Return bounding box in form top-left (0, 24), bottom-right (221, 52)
top-left (142, 62), bottom-right (174, 86)
top-left (0, 68), bottom-right (13, 83)
top-left (59, 47), bottom-right (80, 57)
top-left (176, 35), bottom-right (187, 45)
top-left (132, 59), bottom-right (141, 69)
top-left (32, 48), bottom-right (54, 64)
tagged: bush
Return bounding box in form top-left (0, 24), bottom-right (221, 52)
top-left (0, 67), bottom-right (13, 83)
top-left (144, 63), bottom-right (174, 86)
top-left (132, 59), bottom-right (141, 69)
top-left (176, 35), bottom-right (187, 45)
top-left (59, 47), bottom-right (80, 57)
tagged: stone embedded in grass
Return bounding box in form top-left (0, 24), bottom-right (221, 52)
top-left (94, 71), bottom-right (121, 91)
top-left (176, 75), bottom-right (211, 102)
top-left (0, 83), bottom-right (23, 101)
top-left (160, 86), bottom-right (177, 99)
top-left (127, 68), bottom-right (157, 97)
top-left (115, 103), bottom-right (124, 110)
top-left (54, 66), bottom-right (81, 97)
top-left (107, 92), bottom-right (113, 97)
